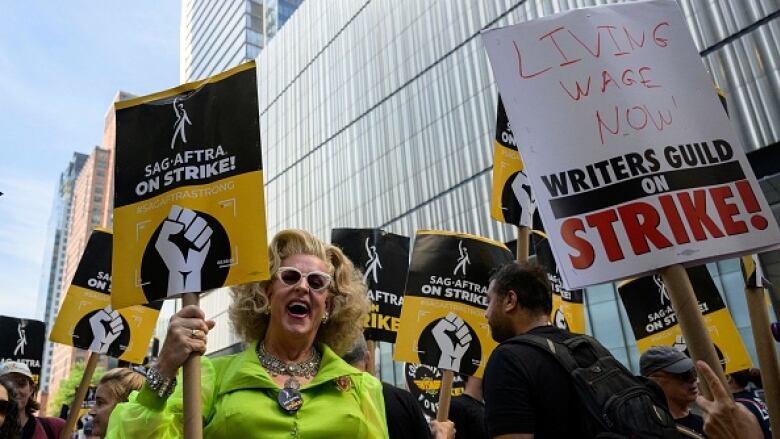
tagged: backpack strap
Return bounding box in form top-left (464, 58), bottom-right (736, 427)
top-left (509, 333), bottom-right (584, 373)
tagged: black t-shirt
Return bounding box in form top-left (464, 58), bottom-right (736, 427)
top-left (21, 416), bottom-right (36, 439)
top-left (675, 412), bottom-right (705, 437)
top-left (449, 394), bottom-right (487, 439)
top-left (382, 382), bottom-right (431, 439)
top-left (483, 326), bottom-right (589, 439)
top-left (734, 390), bottom-right (772, 439)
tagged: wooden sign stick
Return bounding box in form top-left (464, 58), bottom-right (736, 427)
top-left (366, 340), bottom-right (376, 375)
top-left (182, 293), bottom-right (203, 439)
top-left (436, 369), bottom-right (455, 422)
top-left (60, 352), bottom-right (100, 439)
top-left (744, 285), bottom-right (780, 435)
top-left (660, 264), bottom-right (728, 398)
top-left (516, 226), bottom-right (530, 263)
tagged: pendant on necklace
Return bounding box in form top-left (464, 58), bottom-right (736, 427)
top-left (278, 376), bottom-right (303, 414)
top-left (278, 387), bottom-right (303, 413)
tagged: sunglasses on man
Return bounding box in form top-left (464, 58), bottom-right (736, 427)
top-left (659, 369), bottom-right (698, 382)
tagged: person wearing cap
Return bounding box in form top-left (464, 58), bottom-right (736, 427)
top-left (640, 346), bottom-right (704, 436)
top-left (0, 376), bottom-right (22, 437)
top-left (0, 360), bottom-right (65, 439)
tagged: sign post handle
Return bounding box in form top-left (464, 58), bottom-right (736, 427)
top-left (60, 352), bottom-right (100, 439)
top-left (182, 293), bottom-right (203, 439)
top-left (516, 226), bottom-right (530, 263)
top-left (436, 370), bottom-right (454, 422)
top-left (366, 340), bottom-right (376, 375)
top-left (660, 264), bottom-right (728, 398)
top-left (745, 286), bottom-right (780, 434)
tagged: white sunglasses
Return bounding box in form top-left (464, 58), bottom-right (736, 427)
top-left (276, 266), bottom-right (332, 292)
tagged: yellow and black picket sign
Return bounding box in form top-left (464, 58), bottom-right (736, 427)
top-left (331, 228), bottom-right (409, 343)
top-left (50, 229), bottom-right (160, 363)
top-left (112, 61), bottom-right (269, 309)
top-left (530, 229), bottom-right (586, 333)
top-left (394, 230), bottom-right (514, 378)
top-left (404, 363), bottom-right (465, 420)
top-left (491, 95), bottom-right (534, 227)
top-left (740, 254), bottom-right (767, 289)
top-left (618, 265), bottom-right (751, 374)
top-left (0, 316), bottom-right (45, 385)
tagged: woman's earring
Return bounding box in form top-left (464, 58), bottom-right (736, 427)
top-left (322, 312), bottom-right (330, 324)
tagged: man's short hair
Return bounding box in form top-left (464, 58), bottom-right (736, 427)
top-left (489, 262), bottom-right (552, 315)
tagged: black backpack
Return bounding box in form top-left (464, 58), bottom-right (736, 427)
top-left (508, 332), bottom-right (680, 439)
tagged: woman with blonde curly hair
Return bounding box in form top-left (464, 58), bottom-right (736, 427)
top-left (106, 229), bottom-right (387, 438)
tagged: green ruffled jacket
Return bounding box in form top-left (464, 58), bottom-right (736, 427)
top-left (106, 342), bottom-right (389, 438)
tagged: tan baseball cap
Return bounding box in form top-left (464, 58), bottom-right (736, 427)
top-left (0, 361), bottom-right (34, 380)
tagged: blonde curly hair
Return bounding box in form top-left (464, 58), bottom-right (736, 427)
top-left (229, 229), bottom-right (369, 355)
top-left (98, 368), bottom-right (145, 403)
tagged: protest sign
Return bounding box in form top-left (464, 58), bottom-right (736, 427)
top-left (394, 231), bottom-right (514, 377)
top-left (112, 61), bottom-right (268, 308)
top-left (404, 363), bottom-right (465, 420)
top-left (491, 95), bottom-right (535, 227)
top-left (50, 229), bottom-right (160, 363)
top-left (530, 230), bottom-right (586, 333)
top-left (741, 253), bottom-right (780, 433)
top-left (741, 254), bottom-right (768, 289)
top-left (618, 265), bottom-right (751, 374)
top-left (331, 228), bottom-right (409, 343)
top-left (0, 316), bottom-right (45, 384)
top-left (482, 0), bottom-right (780, 289)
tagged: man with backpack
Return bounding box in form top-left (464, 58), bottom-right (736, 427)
top-left (482, 262), bottom-right (678, 438)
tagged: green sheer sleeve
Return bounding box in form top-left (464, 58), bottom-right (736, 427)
top-left (104, 358), bottom-right (217, 439)
top-left (356, 372), bottom-right (390, 439)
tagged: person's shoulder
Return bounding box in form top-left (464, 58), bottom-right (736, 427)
top-left (493, 328), bottom-right (563, 358)
top-left (38, 416), bottom-right (65, 433)
top-left (319, 343), bottom-right (366, 376)
top-left (209, 346), bottom-right (246, 369)
top-left (382, 381), bottom-right (413, 401)
top-left (353, 370), bottom-right (383, 393)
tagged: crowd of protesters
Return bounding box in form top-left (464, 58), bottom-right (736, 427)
top-left (1, 230), bottom-right (776, 438)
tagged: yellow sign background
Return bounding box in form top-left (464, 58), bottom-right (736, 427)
top-left (395, 296), bottom-right (496, 378)
top-left (490, 142), bottom-right (524, 223)
top-left (50, 286), bottom-right (159, 364)
top-left (112, 171), bottom-right (268, 308)
top-left (636, 308), bottom-right (751, 374)
top-left (551, 292), bottom-right (585, 334)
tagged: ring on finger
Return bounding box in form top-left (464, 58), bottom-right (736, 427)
top-left (190, 329), bottom-right (205, 339)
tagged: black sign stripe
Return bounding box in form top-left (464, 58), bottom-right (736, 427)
top-left (549, 161), bottom-right (745, 219)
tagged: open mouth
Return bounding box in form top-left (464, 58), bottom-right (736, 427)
top-left (287, 301), bottom-right (310, 318)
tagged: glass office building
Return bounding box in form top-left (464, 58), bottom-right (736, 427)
top-left (36, 153), bottom-right (87, 395)
top-left (179, 0), bottom-right (303, 82)
top-left (188, 1), bottom-right (780, 385)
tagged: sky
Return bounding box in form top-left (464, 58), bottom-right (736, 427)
top-left (0, 2), bottom-right (180, 320)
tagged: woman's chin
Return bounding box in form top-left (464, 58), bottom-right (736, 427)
top-left (278, 315), bottom-right (316, 336)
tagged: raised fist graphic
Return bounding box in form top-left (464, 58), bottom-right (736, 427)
top-left (155, 205), bottom-right (213, 295)
top-left (432, 312), bottom-right (472, 371)
top-left (88, 306), bottom-right (124, 354)
top-left (511, 170), bottom-right (536, 228)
